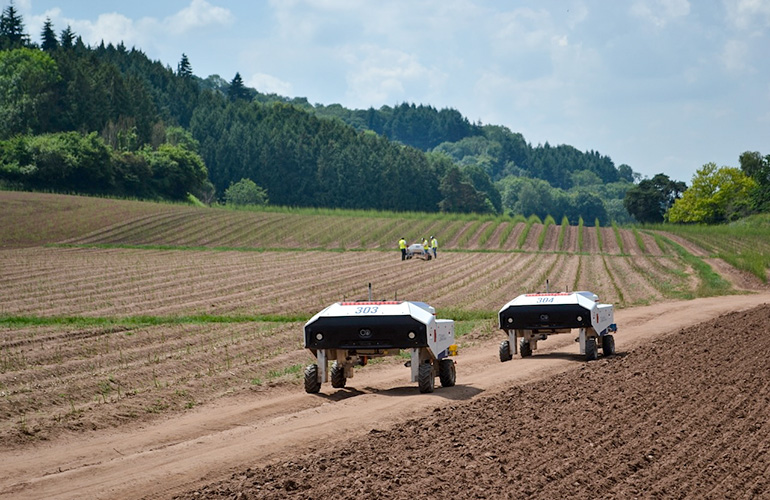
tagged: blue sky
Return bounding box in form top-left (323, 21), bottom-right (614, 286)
top-left (12, 0), bottom-right (770, 183)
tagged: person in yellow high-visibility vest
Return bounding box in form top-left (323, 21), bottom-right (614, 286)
top-left (398, 237), bottom-right (407, 260)
top-left (430, 235), bottom-right (438, 259)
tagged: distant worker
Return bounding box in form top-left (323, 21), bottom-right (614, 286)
top-left (399, 237), bottom-right (407, 260)
top-left (430, 235), bottom-right (438, 259)
top-left (422, 237), bottom-right (430, 258)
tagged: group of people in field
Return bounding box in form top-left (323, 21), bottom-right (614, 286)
top-left (398, 236), bottom-right (438, 261)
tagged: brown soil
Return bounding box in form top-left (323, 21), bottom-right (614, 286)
top-left (580, 225), bottom-right (600, 253)
top-left (639, 231), bottom-right (664, 255)
top-left (560, 225), bottom-right (579, 253)
top-left (658, 232), bottom-right (711, 256)
top-left (465, 221), bottom-right (494, 249)
top-left (190, 300), bottom-right (770, 500)
top-left (603, 255), bottom-right (664, 306)
top-left (541, 223), bottom-right (560, 252)
top-left (3, 294), bottom-right (768, 500)
top-left (520, 224), bottom-right (543, 251)
top-left (481, 221), bottom-right (510, 249)
top-left (600, 226), bottom-right (622, 254)
top-left (500, 223), bottom-right (526, 251)
top-left (618, 227), bottom-right (642, 255)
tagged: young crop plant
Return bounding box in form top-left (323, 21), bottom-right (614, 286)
top-left (498, 214), bottom-right (526, 249)
top-left (612, 222), bottom-right (625, 255)
top-left (456, 219), bottom-right (484, 248)
top-left (600, 254), bottom-right (625, 306)
top-left (658, 235), bottom-right (733, 297)
top-left (633, 227), bottom-right (647, 254)
top-left (538, 215), bottom-right (556, 250)
top-left (476, 219), bottom-right (501, 248)
top-left (558, 215), bottom-right (569, 251)
top-left (595, 218), bottom-right (603, 252)
top-left (577, 217), bottom-right (584, 252)
top-left (517, 214), bottom-right (542, 248)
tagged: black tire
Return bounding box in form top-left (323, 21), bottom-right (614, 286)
top-left (499, 340), bottom-right (513, 362)
top-left (519, 338), bottom-right (532, 357)
top-left (330, 361), bottom-right (346, 388)
top-left (418, 361), bottom-right (435, 393)
top-left (304, 364), bottom-right (321, 393)
top-left (585, 338), bottom-right (598, 361)
top-left (438, 359), bottom-right (456, 387)
top-left (602, 334), bottom-right (615, 356)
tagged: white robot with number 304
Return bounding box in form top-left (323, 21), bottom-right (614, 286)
top-left (498, 291), bottom-right (617, 361)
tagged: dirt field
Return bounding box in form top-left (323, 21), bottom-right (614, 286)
top-left (2, 191), bottom-right (770, 499)
top-left (1, 294), bottom-right (768, 499)
top-left (187, 301), bottom-right (770, 500)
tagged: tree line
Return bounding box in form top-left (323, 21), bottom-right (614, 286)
top-left (8, 4), bottom-right (764, 225)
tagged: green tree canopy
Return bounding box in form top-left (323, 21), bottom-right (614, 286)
top-left (740, 150), bottom-right (770, 212)
top-left (623, 173), bottom-right (686, 223)
top-left (438, 165), bottom-right (494, 214)
top-left (224, 178), bottom-right (269, 206)
top-left (0, 48), bottom-right (60, 139)
top-left (667, 163), bottom-right (756, 224)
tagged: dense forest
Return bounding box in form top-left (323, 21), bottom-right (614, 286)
top-left (1, 4), bottom-right (767, 224)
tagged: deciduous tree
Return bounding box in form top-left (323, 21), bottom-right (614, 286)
top-left (667, 163), bottom-right (756, 223)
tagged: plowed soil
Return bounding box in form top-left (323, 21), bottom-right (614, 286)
top-left (189, 301), bottom-right (770, 500)
top-left (2, 294), bottom-right (769, 500)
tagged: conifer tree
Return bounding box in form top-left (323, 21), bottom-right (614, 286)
top-left (0, 2), bottom-right (30, 49)
top-left (228, 72), bottom-right (249, 101)
top-left (40, 17), bottom-right (57, 51)
top-left (177, 53), bottom-right (193, 78)
top-left (60, 25), bottom-right (74, 48)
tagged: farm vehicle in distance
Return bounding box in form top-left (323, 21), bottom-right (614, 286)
top-left (405, 243), bottom-right (432, 260)
top-left (498, 291), bottom-right (617, 361)
top-left (303, 300), bottom-right (457, 393)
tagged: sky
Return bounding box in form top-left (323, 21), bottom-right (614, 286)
top-left (11, 0), bottom-right (770, 183)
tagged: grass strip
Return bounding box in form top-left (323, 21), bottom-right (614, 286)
top-left (435, 308), bottom-right (497, 321)
top-left (0, 313), bottom-right (311, 328)
top-left (657, 235), bottom-right (734, 296)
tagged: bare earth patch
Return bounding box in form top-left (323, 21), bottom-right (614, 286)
top-left (183, 302), bottom-right (770, 500)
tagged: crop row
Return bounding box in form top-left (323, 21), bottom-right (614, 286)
top-left (0, 242), bottom-right (722, 321)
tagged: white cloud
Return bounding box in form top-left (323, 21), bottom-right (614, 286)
top-left (246, 73), bottom-right (293, 96)
top-left (26, 0), bottom-right (234, 49)
top-left (342, 45), bottom-right (446, 107)
top-left (166, 0), bottom-right (234, 35)
top-left (631, 0), bottom-right (690, 27)
top-left (724, 0), bottom-right (770, 30)
top-left (720, 39), bottom-right (751, 73)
